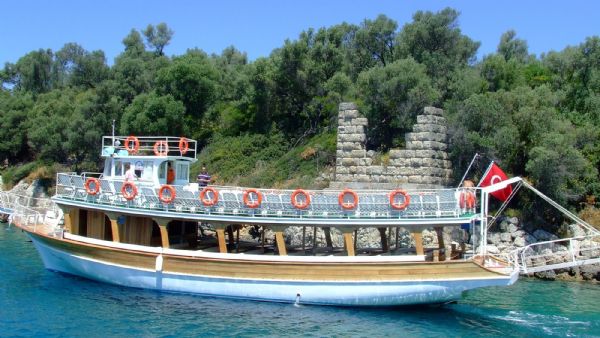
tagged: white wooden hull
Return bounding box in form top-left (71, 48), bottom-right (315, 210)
top-left (29, 233), bottom-right (519, 306)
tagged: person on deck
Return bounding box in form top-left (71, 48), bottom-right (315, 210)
top-left (167, 162), bottom-right (175, 184)
top-left (197, 166), bottom-right (211, 187)
top-left (124, 163), bottom-right (137, 181)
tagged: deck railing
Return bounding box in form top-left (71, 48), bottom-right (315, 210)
top-left (54, 173), bottom-right (478, 220)
top-left (1, 191), bottom-right (63, 236)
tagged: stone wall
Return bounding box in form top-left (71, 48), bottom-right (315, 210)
top-left (331, 102), bottom-right (452, 189)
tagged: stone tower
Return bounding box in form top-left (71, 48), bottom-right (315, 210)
top-left (330, 102), bottom-right (452, 189)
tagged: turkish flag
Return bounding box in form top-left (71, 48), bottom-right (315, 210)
top-left (479, 163), bottom-right (513, 201)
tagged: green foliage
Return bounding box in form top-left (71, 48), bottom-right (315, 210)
top-left (358, 58), bottom-right (439, 149)
top-left (497, 30), bottom-right (529, 62)
top-left (396, 7), bottom-right (480, 98)
top-left (0, 162), bottom-right (39, 188)
top-left (196, 131), bottom-right (336, 188)
top-left (120, 91), bottom-right (186, 136)
top-left (142, 23), bottom-right (174, 56)
top-left (1, 13), bottom-right (600, 226)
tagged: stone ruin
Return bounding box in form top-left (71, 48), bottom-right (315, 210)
top-left (330, 102), bottom-right (453, 189)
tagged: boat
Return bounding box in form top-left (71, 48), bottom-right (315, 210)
top-left (3, 136), bottom-right (599, 306)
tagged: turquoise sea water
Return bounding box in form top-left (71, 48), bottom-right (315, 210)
top-left (1, 224), bottom-right (599, 338)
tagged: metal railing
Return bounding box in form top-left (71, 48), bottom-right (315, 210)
top-left (54, 173), bottom-right (476, 220)
top-left (0, 191), bottom-right (63, 235)
top-left (101, 136), bottom-right (197, 159)
top-left (514, 233), bottom-right (600, 273)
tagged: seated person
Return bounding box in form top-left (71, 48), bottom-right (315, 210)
top-left (167, 162), bottom-right (175, 184)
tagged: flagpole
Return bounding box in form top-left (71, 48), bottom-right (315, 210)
top-left (477, 161), bottom-right (495, 187)
top-left (457, 153), bottom-right (480, 188)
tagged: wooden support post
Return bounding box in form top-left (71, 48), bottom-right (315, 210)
top-left (271, 226), bottom-right (287, 256)
top-left (434, 226), bottom-right (445, 249)
top-left (61, 207), bottom-right (73, 233)
top-left (302, 226), bottom-right (306, 253)
top-left (213, 224), bottom-right (228, 254)
top-left (153, 218), bottom-right (170, 249)
top-left (312, 226), bottom-right (318, 254)
top-left (412, 230), bottom-right (424, 256)
top-left (235, 226), bottom-right (240, 253)
top-left (341, 228), bottom-right (356, 256)
top-left (105, 212), bottom-right (121, 243)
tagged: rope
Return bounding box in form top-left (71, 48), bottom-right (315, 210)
top-left (521, 180), bottom-right (599, 235)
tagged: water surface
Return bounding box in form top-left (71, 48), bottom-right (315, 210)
top-left (1, 224), bottom-right (598, 337)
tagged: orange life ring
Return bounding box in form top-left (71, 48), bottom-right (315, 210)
top-left (153, 141), bottom-right (169, 156)
top-left (338, 189), bottom-right (358, 210)
top-left (121, 181), bottom-right (138, 200)
top-left (84, 177), bottom-right (101, 195)
top-left (243, 188), bottom-right (262, 208)
top-left (389, 189), bottom-right (410, 210)
top-left (291, 189), bottom-right (311, 209)
top-left (178, 137), bottom-right (189, 155)
top-left (124, 136), bottom-right (139, 154)
top-left (459, 190), bottom-right (476, 209)
top-left (158, 185), bottom-right (176, 204)
top-left (200, 187), bottom-right (219, 206)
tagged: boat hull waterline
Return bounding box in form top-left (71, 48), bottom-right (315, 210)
top-left (28, 232), bottom-right (519, 306)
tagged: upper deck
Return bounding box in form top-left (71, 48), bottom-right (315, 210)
top-left (53, 172), bottom-right (480, 227)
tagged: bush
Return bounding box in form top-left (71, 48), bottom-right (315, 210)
top-left (195, 131), bottom-right (336, 188)
top-left (1, 162), bottom-right (39, 189)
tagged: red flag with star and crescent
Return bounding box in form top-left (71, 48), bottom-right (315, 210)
top-left (478, 163), bottom-right (513, 201)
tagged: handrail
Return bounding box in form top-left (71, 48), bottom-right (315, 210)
top-left (512, 233), bottom-right (600, 273)
top-left (53, 173), bottom-right (473, 220)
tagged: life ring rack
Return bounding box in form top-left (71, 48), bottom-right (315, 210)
top-left (121, 181), bottom-right (138, 200)
top-left (243, 189), bottom-right (263, 208)
top-left (84, 177), bottom-right (101, 195)
top-left (158, 185), bottom-right (176, 204)
top-left (291, 189), bottom-right (311, 209)
top-left (389, 189), bottom-right (410, 210)
top-left (200, 187), bottom-right (219, 206)
top-left (338, 189), bottom-right (359, 210)
top-left (124, 136), bottom-right (139, 154)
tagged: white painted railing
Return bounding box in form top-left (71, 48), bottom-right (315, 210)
top-left (0, 191), bottom-right (62, 234)
top-left (515, 233), bottom-right (600, 273)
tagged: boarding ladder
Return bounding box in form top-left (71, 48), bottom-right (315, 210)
top-left (483, 178), bottom-right (600, 274)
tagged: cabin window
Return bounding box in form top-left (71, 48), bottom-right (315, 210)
top-left (137, 160), bottom-right (154, 180)
top-left (158, 162), bottom-right (167, 180)
top-left (114, 160), bottom-right (124, 176)
top-left (176, 163), bottom-right (188, 181)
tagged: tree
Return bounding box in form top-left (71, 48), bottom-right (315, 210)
top-left (122, 29), bottom-right (146, 57)
top-left (120, 92), bottom-right (186, 136)
top-left (156, 50), bottom-right (219, 141)
top-left (354, 15), bottom-right (398, 67)
top-left (357, 58), bottom-right (440, 149)
top-left (143, 23), bottom-right (174, 56)
top-left (8, 49), bottom-right (54, 95)
top-left (396, 8), bottom-right (480, 98)
top-left (54, 43), bottom-right (109, 88)
top-left (497, 30), bottom-right (529, 62)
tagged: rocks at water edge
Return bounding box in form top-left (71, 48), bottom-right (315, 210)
top-left (488, 216), bottom-right (600, 282)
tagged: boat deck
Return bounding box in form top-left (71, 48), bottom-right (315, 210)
top-left (55, 173), bottom-right (479, 226)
